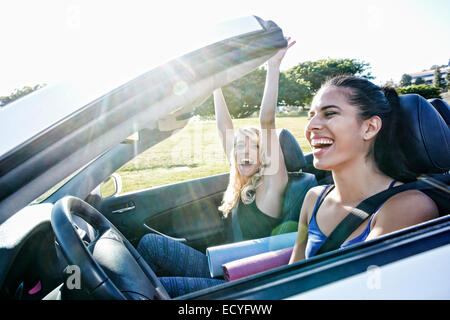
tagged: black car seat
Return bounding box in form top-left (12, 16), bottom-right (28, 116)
top-left (273, 129), bottom-right (318, 235)
top-left (399, 94), bottom-right (450, 174)
top-left (398, 94), bottom-right (450, 215)
top-left (428, 98), bottom-right (450, 125)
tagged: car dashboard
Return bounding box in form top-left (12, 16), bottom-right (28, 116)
top-left (0, 203), bottom-right (94, 300)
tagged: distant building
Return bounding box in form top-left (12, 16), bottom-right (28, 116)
top-left (408, 63), bottom-right (449, 86)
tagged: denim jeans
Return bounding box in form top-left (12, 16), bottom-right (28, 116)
top-left (137, 233), bottom-right (225, 297)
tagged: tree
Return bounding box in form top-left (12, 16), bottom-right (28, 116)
top-left (195, 58), bottom-right (373, 118)
top-left (0, 84), bottom-right (46, 107)
top-left (433, 67), bottom-right (446, 89)
top-left (226, 67), bottom-right (267, 118)
top-left (396, 84), bottom-right (441, 99)
top-left (446, 70), bottom-right (450, 92)
top-left (414, 77), bottom-right (425, 85)
top-left (400, 74), bottom-right (412, 87)
top-left (278, 72), bottom-right (310, 107)
top-left (284, 58), bottom-right (373, 102)
top-left (195, 67), bottom-right (267, 118)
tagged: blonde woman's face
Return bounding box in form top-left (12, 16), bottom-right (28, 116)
top-left (235, 133), bottom-right (260, 178)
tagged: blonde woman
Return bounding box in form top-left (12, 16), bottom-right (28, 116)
top-left (137, 38), bottom-right (295, 297)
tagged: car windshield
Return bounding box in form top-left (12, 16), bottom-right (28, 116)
top-left (0, 15), bottom-right (286, 224)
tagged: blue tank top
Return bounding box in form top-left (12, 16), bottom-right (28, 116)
top-left (305, 181), bottom-right (397, 258)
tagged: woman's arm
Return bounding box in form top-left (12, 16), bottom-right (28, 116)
top-left (257, 39), bottom-right (295, 194)
top-left (259, 37), bottom-right (296, 129)
top-left (289, 221), bottom-right (308, 263)
top-left (289, 187), bottom-right (317, 264)
top-left (213, 88), bottom-right (234, 162)
top-left (259, 62), bottom-right (281, 130)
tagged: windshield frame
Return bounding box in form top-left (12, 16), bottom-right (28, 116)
top-left (0, 15), bottom-right (288, 224)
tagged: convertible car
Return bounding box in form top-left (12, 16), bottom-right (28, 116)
top-left (0, 16), bottom-right (449, 301)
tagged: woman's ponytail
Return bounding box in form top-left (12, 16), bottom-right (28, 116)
top-left (375, 85), bottom-right (416, 182)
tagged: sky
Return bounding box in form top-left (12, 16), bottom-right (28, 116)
top-left (1, 0), bottom-right (449, 96)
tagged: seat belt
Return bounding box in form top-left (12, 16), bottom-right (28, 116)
top-left (314, 181), bottom-right (422, 256)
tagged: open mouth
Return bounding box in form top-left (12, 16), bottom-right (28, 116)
top-left (310, 138), bottom-right (334, 156)
top-left (238, 158), bottom-right (258, 175)
top-left (239, 158), bottom-right (256, 165)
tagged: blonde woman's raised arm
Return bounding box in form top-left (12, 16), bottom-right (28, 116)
top-left (258, 38), bottom-right (295, 194)
top-left (214, 88), bottom-right (234, 162)
top-left (259, 37), bottom-right (295, 130)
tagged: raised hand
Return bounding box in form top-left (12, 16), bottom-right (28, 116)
top-left (268, 37), bottom-right (296, 68)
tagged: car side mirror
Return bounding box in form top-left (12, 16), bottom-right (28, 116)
top-left (97, 173), bottom-right (122, 198)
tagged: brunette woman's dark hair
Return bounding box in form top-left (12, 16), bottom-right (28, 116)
top-left (322, 75), bottom-right (416, 182)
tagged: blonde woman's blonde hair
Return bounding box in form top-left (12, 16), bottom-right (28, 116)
top-left (218, 127), bottom-right (268, 218)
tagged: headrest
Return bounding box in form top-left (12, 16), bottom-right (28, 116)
top-left (398, 94), bottom-right (450, 174)
top-left (428, 98), bottom-right (450, 125)
top-left (278, 129), bottom-right (307, 172)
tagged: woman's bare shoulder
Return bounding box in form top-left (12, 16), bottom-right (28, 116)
top-left (300, 185), bottom-right (329, 223)
top-left (307, 185), bottom-right (328, 197)
top-left (374, 189), bottom-right (439, 232)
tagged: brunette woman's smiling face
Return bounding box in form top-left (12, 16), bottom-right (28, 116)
top-left (305, 86), bottom-right (369, 171)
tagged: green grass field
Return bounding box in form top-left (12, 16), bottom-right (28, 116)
top-left (116, 116), bottom-right (311, 194)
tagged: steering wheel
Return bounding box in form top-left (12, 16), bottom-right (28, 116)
top-left (51, 196), bottom-right (170, 300)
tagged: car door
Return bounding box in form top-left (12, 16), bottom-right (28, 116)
top-left (96, 173), bottom-right (230, 252)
